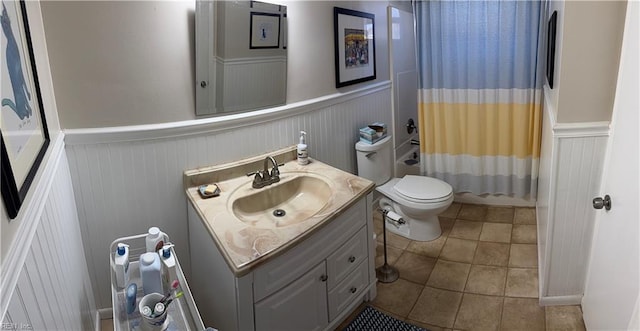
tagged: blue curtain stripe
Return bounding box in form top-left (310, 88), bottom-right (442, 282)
top-left (417, 0), bottom-right (543, 90)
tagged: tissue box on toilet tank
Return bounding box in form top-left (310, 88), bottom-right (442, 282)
top-left (359, 122), bottom-right (388, 144)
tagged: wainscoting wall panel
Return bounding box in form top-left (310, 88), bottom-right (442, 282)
top-left (536, 101), bottom-right (610, 305)
top-left (65, 83), bottom-right (392, 309)
top-left (2, 138), bottom-right (96, 330)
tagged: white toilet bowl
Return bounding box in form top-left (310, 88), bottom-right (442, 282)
top-left (376, 176), bottom-right (453, 241)
top-left (355, 136), bottom-right (454, 241)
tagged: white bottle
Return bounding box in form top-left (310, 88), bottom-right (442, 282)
top-left (114, 243), bottom-right (130, 288)
top-left (139, 252), bottom-right (163, 295)
top-left (297, 131), bottom-right (309, 165)
top-left (145, 227), bottom-right (165, 252)
top-left (158, 244), bottom-right (177, 288)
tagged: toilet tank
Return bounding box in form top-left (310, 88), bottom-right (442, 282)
top-left (355, 135), bottom-right (393, 185)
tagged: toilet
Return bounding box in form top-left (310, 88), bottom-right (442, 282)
top-left (355, 135), bottom-right (453, 241)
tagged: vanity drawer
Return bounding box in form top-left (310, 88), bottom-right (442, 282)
top-left (326, 226), bottom-right (368, 289)
top-left (328, 260), bottom-right (369, 321)
top-left (253, 199), bottom-right (366, 301)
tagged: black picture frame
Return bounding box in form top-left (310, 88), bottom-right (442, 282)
top-left (546, 11), bottom-right (557, 89)
top-left (1, 0), bottom-right (50, 219)
top-left (249, 12), bottom-right (281, 49)
top-left (334, 7), bottom-right (376, 88)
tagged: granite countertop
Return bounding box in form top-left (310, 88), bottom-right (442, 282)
top-left (184, 146), bottom-right (375, 276)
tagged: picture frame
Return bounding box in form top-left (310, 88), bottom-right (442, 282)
top-left (250, 12), bottom-right (281, 49)
top-left (546, 10), bottom-right (557, 89)
top-left (1, 0), bottom-right (50, 219)
top-left (334, 7), bottom-right (376, 88)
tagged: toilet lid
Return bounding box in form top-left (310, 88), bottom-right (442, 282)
top-left (393, 175), bottom-right (453, 201)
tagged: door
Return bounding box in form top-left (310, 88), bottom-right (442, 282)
top-left (254, 262), bottom-right (328, 331)
top-left (582, 2), bottom-right (639, 329)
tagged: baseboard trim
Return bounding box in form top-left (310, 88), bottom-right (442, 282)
top-left (64, 81), bottom-right (391, 145)
top-left (539, 295), bottom-right (583, 306)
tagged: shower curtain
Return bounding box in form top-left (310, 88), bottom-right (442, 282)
top-left (415, 0), bottom-right (544, 198)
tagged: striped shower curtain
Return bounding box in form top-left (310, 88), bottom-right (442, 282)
top-left (415, 0), bottom-right (544, 198)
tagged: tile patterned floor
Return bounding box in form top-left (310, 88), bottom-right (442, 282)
top-left (339, 203), bottom-right (588, 331)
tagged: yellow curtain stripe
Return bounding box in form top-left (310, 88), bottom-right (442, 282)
top-left (418, 102), bottom-right (542, 158)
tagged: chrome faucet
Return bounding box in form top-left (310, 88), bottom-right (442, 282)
top-left (247, 156), bottom-right (281, 188)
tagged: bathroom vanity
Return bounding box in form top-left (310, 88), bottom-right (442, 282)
top-left (184, 146), bottom-right (376, 330)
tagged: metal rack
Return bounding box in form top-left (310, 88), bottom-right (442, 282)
top-left (109, 233), bottom-right (205, 331)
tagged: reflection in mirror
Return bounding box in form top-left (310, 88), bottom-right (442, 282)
top-left (196, 0), bottom-right (287, 116)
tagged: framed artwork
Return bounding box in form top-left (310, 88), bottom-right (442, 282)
top-left (250, 12), bottom-right (281, 49)
top-left (334, 7), bottom-right (376, 88)
top-left (546, 10), bottom-right (557, 89)
top-left (1, 0), bottom-right (50, 219)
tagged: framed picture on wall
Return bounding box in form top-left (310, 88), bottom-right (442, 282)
top-left (1, 0), bottom-right (50, 219)
top-left (334, 7), bottom-right (376, 88)
top-left (250, 12), bottom-right (281, 49)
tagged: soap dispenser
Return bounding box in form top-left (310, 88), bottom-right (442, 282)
top-left (297, 131), bottom-right (309, 165)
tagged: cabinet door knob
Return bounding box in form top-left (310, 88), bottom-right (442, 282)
top-left (350, 287), bottom-right (357, 293)
top-left (348, 256), bottom-right (356, 263)
top-left (319, 274), bottom-right (328, 282)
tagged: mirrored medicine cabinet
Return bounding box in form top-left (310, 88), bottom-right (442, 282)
top-left (195, 0), bottom-right (288, 116)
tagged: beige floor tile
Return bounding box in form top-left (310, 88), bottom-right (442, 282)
top-left (545, 305), bottom-right (586, 331)
top-left (101, 318), bottom-right (113, 331)
top-left (377, 230), bottom-right (412, 250)
top-left (486, 207), bottom-right (515, 223)
top-left (509, 244), bottom-right (538, 268)
top-left (454, 293), bottom-right (503, 331)
top-left (371, 278), bottom-right (423, 317)
top-left (450, 220), bottom-right (483, 240)
top-left (440, 217), bottom-right (456, 234)
top-left (512, 224), bottom-right (537, 244)
top-left (427, 260), bottom-right (471, 291)
top-left (407, 235), bottom-right (447, 258)
top-left (505, 268), bottom-right (539, 298)
top-left (473, 242), bottom-right (510, 267)
top-left (480, 223), bottom-right (512, 243)
top-left (439, 238), bottom-right (478, 263)
top-left (464, 265), bottom-right (507, 296)
top-left (440, 202), bottom-right (462, 218)
top-left (408, 286), bottom-right (463, 328)
top-left (394, 251), bottom-right (437, 284)
top-left (501, 297), bottom-right (545, 331)
top-left (375, 242), bottom-right (403, 268)
top-left (458, 204), bottom-right (488, 221)
top-left (514, 207), bottom-right (536, 225)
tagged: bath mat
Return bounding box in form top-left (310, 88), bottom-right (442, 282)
top-left (343, 306), bottom-right (428, 331)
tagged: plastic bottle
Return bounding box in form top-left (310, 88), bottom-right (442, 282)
top-left (158, 244), bottom-right (177, 288)
top-left (297, 131), bottom-right (309, 165)
top-left (114, 243), bottom-right (130, 288)
top-left (145, 227), bottom-right (165, 252)
top-left (139, 252), bottom-right (163, 295)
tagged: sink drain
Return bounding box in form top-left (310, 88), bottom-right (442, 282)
top-left (273, 209), bottom-right (286, 217)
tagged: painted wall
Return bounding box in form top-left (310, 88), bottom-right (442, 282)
top-left (545, 0), bottom-right (626, 123)
top-left (40, 0), bottom-right (390, 129)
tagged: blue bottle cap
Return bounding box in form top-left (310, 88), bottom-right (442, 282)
top-left (117, 243), bottom-right (126, 256)
top-left (162, 247), bottom-right (171, 259)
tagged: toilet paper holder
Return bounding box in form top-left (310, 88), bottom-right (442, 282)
top-left (376, 208), bottom-right (400, 283)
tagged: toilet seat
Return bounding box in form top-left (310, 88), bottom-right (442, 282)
top-left (393, 175), bottom-right (453, 203)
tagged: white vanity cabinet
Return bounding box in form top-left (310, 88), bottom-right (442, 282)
top-left (187, 194), bottom-right (376, 331)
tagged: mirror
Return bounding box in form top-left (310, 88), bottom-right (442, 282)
top-left (196, 0), bottom-right (287, 116)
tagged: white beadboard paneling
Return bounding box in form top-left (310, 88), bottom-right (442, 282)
top-left (218, 56), bottom-right (287, 112)
top-left (65, 85), bottom-right (392, 309)
top-left (2, 140), bottom-right (96, 330)
top-left (537, 102), bottom-right (610, 305)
